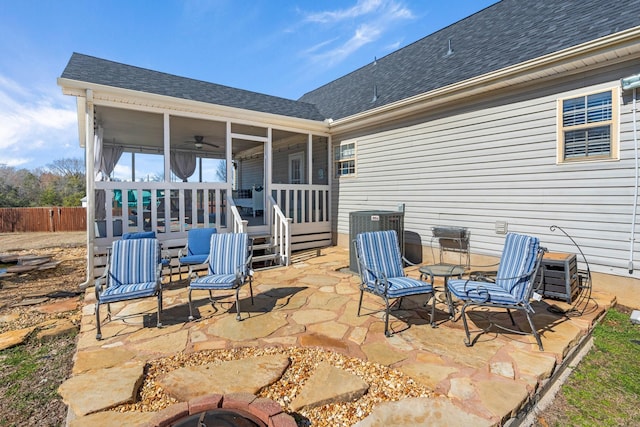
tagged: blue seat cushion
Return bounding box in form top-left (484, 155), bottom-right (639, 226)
top-left (364, 276), bottom-right (433, 298)
top-left (179, 254), bottom-right (209, 265)
top-left (190, 274), bottom-right (238, 289)
top-left (99, 281), bottom-right (158, 303)
top-left (448, 279), bottom-right (519, 305)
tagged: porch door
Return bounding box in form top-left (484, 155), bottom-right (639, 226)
top-left (232, 137), bottom-right (266, 227)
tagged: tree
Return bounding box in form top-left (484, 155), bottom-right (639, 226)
top-left (0, 166), bottom-right (39, 207)
top-left (46, 158), bottom-right (85, 179)
top-left (44, 158), bottom-right (86, 207)
top-left (0, 158), bottom-right (86, 207)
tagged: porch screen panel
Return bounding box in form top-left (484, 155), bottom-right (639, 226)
top-left (312, 136), bottom-right (329, 185)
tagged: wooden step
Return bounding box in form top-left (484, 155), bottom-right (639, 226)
top-left (252, 253), bottom-right (280, 263)
top-left (252, 242), bottom-right (277, 252)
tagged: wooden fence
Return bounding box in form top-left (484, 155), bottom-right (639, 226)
top-left (0, 207), bottom-right (86, 232)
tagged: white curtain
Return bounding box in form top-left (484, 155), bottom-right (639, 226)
top-left (170, 150), bottom-right (196, 182)
top-left (100, 145), bottom-right (124, 180)
top-left (93, 125), bottom-right (103, 180)
top-left (93, 126), bottom-right (124, 222)
top-left (93, 127), bottom-right (106, 220)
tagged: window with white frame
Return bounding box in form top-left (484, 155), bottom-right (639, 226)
top-left (334, 141), bottom-right (356, 177)
top-left (558, 89), bottom-right (618, 162)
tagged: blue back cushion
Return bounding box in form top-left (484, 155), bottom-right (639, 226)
top-left (208, 233), bottom-right (248, 275)
top-left (188, 228), bottom-right (217, 256)
top-left (110, 238), bottom-right (158, 286)
top-left (356, 230), bottom-right (405, 283)
top-left (123, 231), bottom-right (156, 240)
top-left (496, 233), bottom-right (540, 299)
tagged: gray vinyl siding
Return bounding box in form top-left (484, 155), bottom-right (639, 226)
top-left (331, 75), bottom-right (639, 278)
top-left (238, 157), bottom-right (264, 189)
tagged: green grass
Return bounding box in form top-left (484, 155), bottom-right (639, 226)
top-left (553, 307), bottom-right (640, 426)
top-left (0, 331), bottom-right (77, 426)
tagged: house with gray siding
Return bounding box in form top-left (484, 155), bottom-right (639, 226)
top-left (59, 0), bottom-right (640, 293)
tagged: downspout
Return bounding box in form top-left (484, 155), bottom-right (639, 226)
top-left (629, 87), bottom-right (638, 274)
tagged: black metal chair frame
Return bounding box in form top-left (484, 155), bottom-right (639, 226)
top-left (456, 246), bottom-right (547, 351)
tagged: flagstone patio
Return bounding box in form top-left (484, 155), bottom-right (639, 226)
top-left (60, 246), bottom-right (615, 426)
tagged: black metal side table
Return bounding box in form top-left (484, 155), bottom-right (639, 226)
top-left (419, 263), bottom-right (465, 322)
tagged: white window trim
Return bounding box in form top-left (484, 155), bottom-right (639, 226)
top-left (556, 86), bottom-right (619, 164)
top-left (333, 140), bottom-right (357, 179)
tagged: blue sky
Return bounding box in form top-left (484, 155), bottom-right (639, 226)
top-left (0, 0), bottom-right (497, 171)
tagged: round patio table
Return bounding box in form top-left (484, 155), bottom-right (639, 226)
top-left (419, 263), bottom-right (466, 321)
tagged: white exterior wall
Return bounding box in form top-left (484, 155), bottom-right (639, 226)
top-left (331, 72), bottom-right (640, 279)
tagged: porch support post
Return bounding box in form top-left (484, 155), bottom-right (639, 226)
top-left (307, 133), bottom-right (312, 184)
top-left (327, 135), bottom-right (332, 224)
top-left (226, 121), bottom-right (232, 218)
top-left (163, 113), bottom-right (170, 181)
top-left (81, 89), bottom-right (95, 289)
top-left (266, 128), bottom-right (273, 226)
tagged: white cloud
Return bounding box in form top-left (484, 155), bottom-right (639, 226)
top-left (299, 0), bottom-right (414, 67)
top-left (0, 73), bottom-right (78, 168)
top-left (310, 24), bottom-right (382, 67)
top-left (304, 0), bottom-right (384, 23)
top-left (2, 157), bottom-right (31, 167)
top-left (113, 164), bottom-right (132, 181)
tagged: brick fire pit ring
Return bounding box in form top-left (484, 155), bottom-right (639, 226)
top-left (151, 392), bottom-right (296, 427)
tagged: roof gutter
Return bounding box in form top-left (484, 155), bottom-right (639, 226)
top-left (329, 26), bottom-right (640, 133)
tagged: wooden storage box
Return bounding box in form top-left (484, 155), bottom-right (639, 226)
top-left (536, 252), bottom-right (579, 303)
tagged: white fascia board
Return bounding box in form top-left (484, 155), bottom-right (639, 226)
top-left (56, 77), bottom-right (330, 135)
top-left (330, 26), bottom-right (640, 133)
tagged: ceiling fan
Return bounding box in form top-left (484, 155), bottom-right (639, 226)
top-left (185, 135), bottom-right (220, 149)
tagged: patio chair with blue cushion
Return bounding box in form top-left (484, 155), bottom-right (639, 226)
top-left (355, 230), bottom-right (435, 337)
top-left (448, 232), bottom-right (546, 350)
top-left (188, 232), bottom-right (254, 321)
top-left (94, 237), bottom-right (163, 340)
top-left (178, 227), bottom-right (217, 279)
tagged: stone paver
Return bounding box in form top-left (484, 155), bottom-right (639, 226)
top-left (353, 396), bottom-right (493, 427)
top-left (290, 362), bottom-right (369, 411)
top-left (59, 246), bottom-right (615, 426)
top-left (70, 411), bottom-right (155, 427)
top-left (58, 363), bottom-right (145, 416)
top-left (36, 318), bottom-right (78, 340)
top-left (361, 341), bottom-right (408, 366)
top-left (0, 326), bottom-right (35, 350)
top-left (156, 354), bottom-right (291, 401)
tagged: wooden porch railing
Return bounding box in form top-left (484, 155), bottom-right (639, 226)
top-left (269, 195), bottom-right (292, 266)
top-left (93, 181), bottom-right (228, 242)
top-left (269, 184), bottom-right (330, 225)
top-left (227, 195), bottom-right (248, 233)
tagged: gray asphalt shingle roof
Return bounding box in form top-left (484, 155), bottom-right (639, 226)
top-left (299, 0), bottom-right (640, 120)
top-left (61, 0), bottom-right (640, 123)
top-left (60, 53), bottom-right (326, 121)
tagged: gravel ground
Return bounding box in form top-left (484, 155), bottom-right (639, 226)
top-left (117, 347), bottom-right (433, 427)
